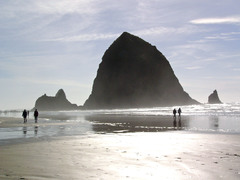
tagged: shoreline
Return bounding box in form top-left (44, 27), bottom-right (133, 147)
top-left (1, 115), bottom-right (240, 144)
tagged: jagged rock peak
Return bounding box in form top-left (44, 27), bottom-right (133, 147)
top-left (109, 32), bottom-right (153, 51)
top-left (33, 89), bottom-right (78, 111)
top-left (84, 32), bottom-right (199, 109)
top-left (118, 32), bottom-right (146, 42)
top-left (56, 89), bottom-right (66, 99)
top-left (208, 90), bottom-right (222, 104)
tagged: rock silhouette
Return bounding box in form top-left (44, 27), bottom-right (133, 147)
top-left (34, 89), bottom-right (78, 111)
top-left (208, 90), bottom-right (222, 104)
top-left (84, 32), bottom-right (199, 109)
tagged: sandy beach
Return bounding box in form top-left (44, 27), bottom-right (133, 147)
top-left (0, 117), bottom-right (240, 180)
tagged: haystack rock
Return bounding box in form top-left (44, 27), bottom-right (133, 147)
top-left (208, 90), bottom-right (222, 104)
top-left (84, 32), bottom-right (199, 109)
top-left (34, 89), bottom-right (78, 111)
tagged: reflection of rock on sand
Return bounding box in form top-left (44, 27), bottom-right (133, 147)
top-left (87, 114), bottom-right (189, 133)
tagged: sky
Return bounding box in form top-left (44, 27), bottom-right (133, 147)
top-left (0, 0), bottom-right (240, 110)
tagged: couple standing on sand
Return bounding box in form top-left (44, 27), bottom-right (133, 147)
top-left (173, 108), bottom-right (182, 128)
top-left (173, 108), bottom-right (181, 118)
top-left (22, 109), bottom-right (39, 123)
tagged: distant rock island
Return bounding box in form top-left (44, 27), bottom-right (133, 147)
top-left (33, 89), bottom-right (78, 111)
top-left (84, 32), bottom-right (199, 109)
top-left (208, 90), bottom-right (222, 104)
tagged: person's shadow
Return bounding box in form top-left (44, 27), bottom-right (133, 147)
top-left (178, 116), bottom-right (182, 129)
top-left (173, 116), bottom-right (182, 130)
top-left (173, 116), bottom-right (177, 129)
top-left (209, 116), bottom-right (219, 130)
top-left (34, 126), bottom-right (38, 136)
top-left (23, 126), bottom-right (27, 135)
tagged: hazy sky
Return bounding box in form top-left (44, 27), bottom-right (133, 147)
top-left (0, 0), bottom-right (239, 110)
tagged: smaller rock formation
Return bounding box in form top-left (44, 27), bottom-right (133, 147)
top-left (34, 89), bottom-right (78, 111)
top-left (208, 90), bottom-right (222, 104)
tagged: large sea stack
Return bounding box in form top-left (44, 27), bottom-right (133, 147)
top-left (84, 32), bottom-right (199, 109)
top-left (208, 90), bottom-right (222, 104)
top-left (34, 89), bottom-right (78, 111)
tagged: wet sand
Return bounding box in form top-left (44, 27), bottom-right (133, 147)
top-left (0, 117), bottom-right (75, 128)
top-left (0, 117), bottom-right (240, 180)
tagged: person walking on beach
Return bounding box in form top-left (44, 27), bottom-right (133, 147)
top-left (22, 109), bottom-right (28, 123)
top-left (178, 108), bottom-right (182, 117)
top-left (178, 108), bottom-right (182, 128)
top-left (34, 109), bottom-right (39, 123)
top-left (173, 109), bottom-right (177, 128)
top-left (177, 108), bottom-right (182, 129)
top-left (173, 109), bottom-right (177, 118)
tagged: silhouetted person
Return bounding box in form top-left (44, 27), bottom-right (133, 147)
top-left (178, 108), bottom-right (182, 117)
top-left (22, 109), bottom-right (27, 123)
top-left (177, 108), bottom-right (182, 129)
top-left (173, 109), bottom-right (177, 118)
top-left (34, 109), bottom-right (39, 123)
top-left (173, 109), bottom-right (177, 128)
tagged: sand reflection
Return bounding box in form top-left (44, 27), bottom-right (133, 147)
top-left (209, 116), bottom-right (219, 130)
top-left (22, 126), bottom-right (27, 135)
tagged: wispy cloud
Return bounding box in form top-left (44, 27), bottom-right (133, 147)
top-left (204, 31), bottom-right (240, 41)
top-left (0, 0), bottom-right (101, 17)
top-left (185, 66), bottom-right (202, 70)
top-left (16, 77), bottom-right (91, 88)
top-left (0, 0), bottom-right (112, 40)
top-left (43, 33), bottom-right (120, 42)
top-left (44, 25), bottom-right (208, 42)
top-left (190, 16), bottom-right (240, 24)
top-left (133, 25), bottom-right (207, 36)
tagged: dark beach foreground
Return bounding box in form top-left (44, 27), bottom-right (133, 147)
top-left (0, 116), bottom-right (240, 180)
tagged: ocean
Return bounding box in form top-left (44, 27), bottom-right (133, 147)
top-left (0, 103), bottom-right (240, 143)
